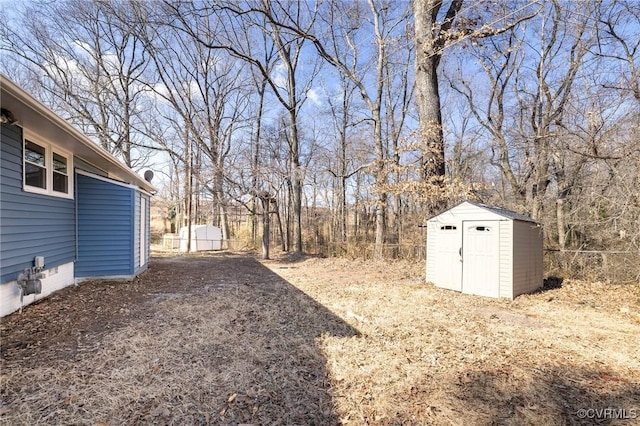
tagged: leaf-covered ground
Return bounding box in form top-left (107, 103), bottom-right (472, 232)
top-left (1, 251), bottom-right (639, 425)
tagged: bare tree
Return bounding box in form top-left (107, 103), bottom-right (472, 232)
top-left (412, 0), bottom-right (537, 204)
top-left (323, 74), bottom-right (362, 242)
top-left (447, 0), bottom-right (636, 253)
top-left (382, 18), bottom-right (415, 243)
top-left (1, 0), bottom-right (154, 168)
top-left (251, 0), bottom-right (413, 258)
top-left (595, 0), bottom-right (640, 103)
top-left (135, 3), bottom-right (254, 241)
top-left (247, 43), bottom-right (278, 246)
top-left (159, 0), bottom-right (322, 254)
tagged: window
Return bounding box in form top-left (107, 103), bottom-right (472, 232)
top-left (23, 137), bottom-right (73, 198)
top-left (53, 152), bottom-right (68, 193)
top-left (24, 141), bottom-right (47, 189)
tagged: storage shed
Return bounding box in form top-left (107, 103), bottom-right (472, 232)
top-left (426, 201), bottom-right (543, 299)
top-left (179, 225), bottom-right (222, 252)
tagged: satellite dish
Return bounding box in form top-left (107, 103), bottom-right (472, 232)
top-left (144, 170), bottom-right (154, 182)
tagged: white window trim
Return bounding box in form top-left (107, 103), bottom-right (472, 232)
top-left (23, 133), bottom-right (74, 200)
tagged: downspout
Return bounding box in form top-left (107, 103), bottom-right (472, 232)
top-left (130, 189), bottom-right (135, 276)
top-left (74, 169), bottom-right (79, 286)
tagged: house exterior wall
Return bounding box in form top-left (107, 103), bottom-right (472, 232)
top-left (512, 220), bottom-right (543, 297)
top-left (2, 75), bottom-right (155, 317)
top-left (133, 191), bottom-right (150, 275)
top-left (0, 123), bottom-right (75, 284)
top-left (141, 193), bottom-right (150, 270)
top-left (75, 172), bottom-right (135, 278)
top-left (0, 262), bottom-right (74, 317)
top-left (134, 191), bottom-right (141, 271)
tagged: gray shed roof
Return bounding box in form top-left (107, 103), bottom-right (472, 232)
top-left (467, 201), bottom-right (538, 223)
top-left (428, 200), bottom-right (538, 223)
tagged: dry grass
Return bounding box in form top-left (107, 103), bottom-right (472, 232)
top-left (1, 252), bottom-right (639, 425)
top-left (274, 258), bottom-right (640, 425)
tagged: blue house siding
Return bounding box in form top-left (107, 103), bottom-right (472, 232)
top-left (0, 123), bottom-right (75, 284)
top-left (75, 173), bottom-right (135, 278)
top-left (134, 192), bottom-right (140, 270)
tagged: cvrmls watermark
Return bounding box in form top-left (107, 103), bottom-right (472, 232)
top-left (576, 408), bottom-right (638, 420)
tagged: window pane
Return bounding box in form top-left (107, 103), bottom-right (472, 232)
top-left (25, 141), bottom-right (45, 166)
top-left (25, 163), bottom-right (46, 189)
top-left (53, 153), bottom-right (67, 174)
top-left (53, 171), bottom-right (68, 193)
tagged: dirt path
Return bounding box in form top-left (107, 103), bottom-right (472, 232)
top-left (1, 253), bottom-right (356, 425)
top-left (1, 252), bottom-right (639, 425)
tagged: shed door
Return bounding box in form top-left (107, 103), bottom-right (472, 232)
top-left (462, 221), bottom-right (500, 298)
top-left (434, 225), bottom-right (462, 291)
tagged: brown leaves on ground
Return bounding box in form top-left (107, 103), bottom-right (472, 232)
top-left (1, 251), bottom-right (639, 425)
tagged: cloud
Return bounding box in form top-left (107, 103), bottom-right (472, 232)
top-left (271, 63), bottom-right (288, 90)
top-left (306, 87), bottom-right (322, 106)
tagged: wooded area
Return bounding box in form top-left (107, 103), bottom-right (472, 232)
top-left (2, 0), bottom-right (638, 280)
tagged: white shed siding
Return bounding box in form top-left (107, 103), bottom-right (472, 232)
top-left (425, 222), bottom-right (438, 283)
top-left (499, 220), bottom-right (513, 299)
top-left (512, 220), bottom-right (543, 297)
top-left (427, 202), bottom-right (505, 290)
top-left (426, 201), bottom-right (542, 299)
top-left (432, 203), bottom-right (504, 222)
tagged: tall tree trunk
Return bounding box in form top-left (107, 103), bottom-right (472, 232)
top-left (122, 90), bottom-right (132, 167)
top-left (415, 56), bottom-right (445, 181)
top-left (275, 199), bottom-right (286, 252)
top-left (339, 91), bottom-right (348, 242)
top-left (373, 112), bottom-right (387, 259)
top-left (556, 198), bottom-right (567, 250)
top-left (185, 127), bottom-right (193, 252)
top-left (288, 108), bottom-right (303, 253)
top-left (260, 197), bottom-right (270, 259)
top-left (413, 0), bottom-right (456, 185)
top-left (251, 80), bottom-right (267, 247)
top-left (218, 196), bottom-right (230, 241)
